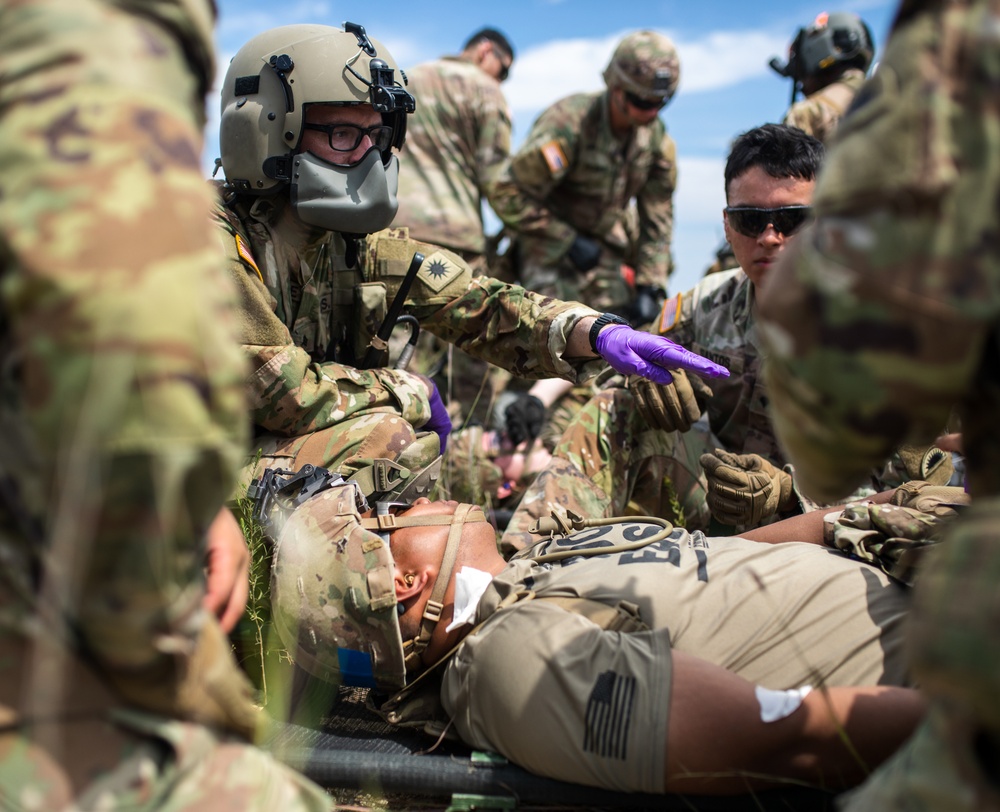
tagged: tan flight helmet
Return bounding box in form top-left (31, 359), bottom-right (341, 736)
top-left (269, 473), bottom-right (487, 691)
top-left (602, 30), bottom-right (681, 108)
top-left (219, 22), bottom-right (415, 233)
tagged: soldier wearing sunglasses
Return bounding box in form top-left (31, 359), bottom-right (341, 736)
top-left (505, 124), bottom-right (953, 552)
top-left (489, 30), bottom-right (680, 325)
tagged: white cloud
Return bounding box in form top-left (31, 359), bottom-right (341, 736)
top-left (504, 26), bottom-right (790, 123)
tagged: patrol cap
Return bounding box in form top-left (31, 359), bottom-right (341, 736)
top-left (602, 30), bottom-right (681, 106)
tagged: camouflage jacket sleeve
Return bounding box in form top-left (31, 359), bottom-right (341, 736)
top-left (0, 0), bottom-right (258, 733)
top-left (634, 130), bottom-right (677, 288)
top-left (782, 70), bottom-right (867, 143)
top-left (215, 213), bottom-right (432, 437)
top-left (758, 0), bottom-right (1000, 503)
top-left (486, 95), bottom-right (588, 264)
top-left (366, 229), bottom-right (605, 382)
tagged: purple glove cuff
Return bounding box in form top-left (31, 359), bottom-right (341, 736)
top-left (594, 324), bottom-right (729, 385)
top-left (423, 380), bottom-right (452, 454)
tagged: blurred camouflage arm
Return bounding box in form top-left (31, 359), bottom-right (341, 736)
top-left (0, 0), bottom-right (257, 729)
top-left (757, 6), bottom-right (999, 503)
top-left (474, 84), bottom-right (513, 200)
top-left (634, 131), bottom-right (677, 289)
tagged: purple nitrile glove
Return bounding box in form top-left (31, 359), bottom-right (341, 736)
top-left (595, 324), bottom-right (729, 385)
top-left (422, 378), bottom-right (452, 453)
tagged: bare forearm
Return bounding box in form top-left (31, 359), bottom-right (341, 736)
top-left (737, 489), bottom-right (897, 546)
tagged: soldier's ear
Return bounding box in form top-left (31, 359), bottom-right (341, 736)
top-left (394, 568), bottom-right (429, 601)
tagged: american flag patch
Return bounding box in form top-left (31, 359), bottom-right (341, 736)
top-left (658, 293), bottom-right (682, 333)
top-left (583, 670), bottom-right (636, 760)
top-left (236, 234), bottom-right (263, 283)
top-left (540, 140), bottom-right (568, 175)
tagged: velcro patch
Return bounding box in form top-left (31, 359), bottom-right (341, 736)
top-left (540, 140), bottom-right (569, 175)
top-left (236, 234), bottom-right (263, 283)
top-left (417, 251), bottom-right (462, 293)
top-left (658, 293), bottom-right (682, 333)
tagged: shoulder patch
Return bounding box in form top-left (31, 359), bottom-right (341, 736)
top-left (540, 140), bottom-right (569, 175)
top-left (417, 251), bottom-right (464, 293)
top-left (235, 234), bottom-right (263, 283)
top-left (658, 293), bottom-right (682, 333)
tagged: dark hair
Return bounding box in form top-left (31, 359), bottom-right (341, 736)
top-left (463, 27), bottom-right (515, 62)
top-left (724, 123), bottom-right (824, 195)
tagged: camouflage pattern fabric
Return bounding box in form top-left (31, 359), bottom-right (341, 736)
top-left (0, 0), bottom-right (330, 808)
top-left (823, 482), bottom-right (968, 586)
top-left (217, 197), bottom-right (602, 482)
top-left (489, 91), bottom-right (676, 310)
top-left (658, 267), bottom-right (933, 512)
top-left (783, 68), bottom-right (867, 143)
top-left (501, 387), bottom-right (711, 554)
top-left (393, 56), bottom-right (511, 256)
top-left (757, 0), bottom-right (1000, 807)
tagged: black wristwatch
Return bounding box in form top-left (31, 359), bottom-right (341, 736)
top-left (588, 312), bottom-right (630, 353)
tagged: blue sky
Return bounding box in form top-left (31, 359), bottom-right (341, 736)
top-left (209, 0), bottom-right (899, 294)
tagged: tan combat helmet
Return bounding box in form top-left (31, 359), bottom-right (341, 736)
top-left (269, 474), bottom-right (487, 691)
top-left (219, 22), bottom-right (415, 232)
top-left (602, 30), bottom-right (681, 108)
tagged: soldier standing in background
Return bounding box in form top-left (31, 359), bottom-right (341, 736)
top-left (757, 0), bottom-right (1000, 807)
top-left (393, 27), bottom-right (516, 427)
top-left (394, 27), bottom-right (513, 271)
top-left (489, 30), bottom-right (679, 325)
top-left (0, 0), bottom-right (330, 808)
top-left (770, 11), bottom-right (876, 143)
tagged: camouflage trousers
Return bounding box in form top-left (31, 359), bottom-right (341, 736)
top-left (501, 387), bottom-right (712, 554)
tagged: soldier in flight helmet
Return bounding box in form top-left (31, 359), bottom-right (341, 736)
top-left (770, 12), bottom-right (875, 143)
top-left (219, 22), bottom-right (414, 233)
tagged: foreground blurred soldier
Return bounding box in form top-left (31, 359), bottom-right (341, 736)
top-left (758, 0), bottom-right (1000, 807)
top-left (770, 11), bottom-right (875, 143)
top-left (0, 1), bottom-right (330, 808)
top-left (490, 30), bottom-right (679, 323)
top-left (265, 473), bottom-right (923, 795)
top-left (216, 23), bottom-right (725, 505)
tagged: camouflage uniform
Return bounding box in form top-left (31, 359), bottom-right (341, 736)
top-left (489, 90), bottom-right (676, 311)
top-left (783, 68), bottom-right (867, 143)
top-left (392, 54), bottom-right (514, 427)
top-left (0, 1), bottom-right (329, 808)
top-left (757, 0), bottom-right (1000, 807)
top-left (217, 195), bottom-right (603, 488)
top-left (501, 387), bottom-right (712, 553)
top-left (393, 56), bottom-right (511, 257)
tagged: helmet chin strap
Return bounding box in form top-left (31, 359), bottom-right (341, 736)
top-left (361, 505), bottom-right (487, 671)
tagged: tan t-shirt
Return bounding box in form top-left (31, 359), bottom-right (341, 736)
top-left (440, 523), bottom-right (911, 793)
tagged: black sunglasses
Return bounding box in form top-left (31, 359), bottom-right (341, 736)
top-left (490, 44), bottom-right (511, 82)
top-left (724, 205), bottom-right (813, 238)
top-left (624, 90), bottom-right (667, 111)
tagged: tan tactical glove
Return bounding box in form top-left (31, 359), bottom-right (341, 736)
top-left (628, 368), bottom-right (712, 433)
top-left (700, 450), bottom-right (797, 527)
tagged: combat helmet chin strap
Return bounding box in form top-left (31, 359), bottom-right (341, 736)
top-left (361, 503), bottom-right (486, 672)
